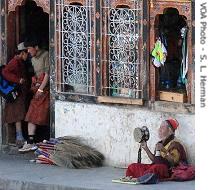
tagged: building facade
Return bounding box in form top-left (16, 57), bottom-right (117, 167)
top-left (0, 0), bottom-right (195, 167)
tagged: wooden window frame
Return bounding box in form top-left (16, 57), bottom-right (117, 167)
top-left (101, 1), bottom-right (146, 100)
top-left (53, 0), bottom-right (194, 106)
top-left (149, 0), bottom-right (194, 104)
top-left (54, 0), bottom-right (149, 106)
top-left (55, 0), bottom-right (96, 95)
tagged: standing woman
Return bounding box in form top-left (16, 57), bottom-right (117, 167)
top-left (19, 39), bottom-right (50, 152)
top-left (2, 42), bottom-right (29, 147)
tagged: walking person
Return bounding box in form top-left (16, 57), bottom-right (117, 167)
top-left (19, 39), bottom-right (50, 152)
top-left (2, 42), bottom-right (29, 147)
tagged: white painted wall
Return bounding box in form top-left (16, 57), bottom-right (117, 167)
top-left (55, 101), bottom-right (195, 168)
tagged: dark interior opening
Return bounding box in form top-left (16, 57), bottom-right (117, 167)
top-left (70, 2), bottom-right (83, 6)
top-left (155, 8), bottom-right (188, 94)
top-left (116, 5), bottom-right (130, 9)
top-left (19, 0), bottom-right (49, 49)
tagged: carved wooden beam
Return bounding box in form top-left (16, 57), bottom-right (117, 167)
top-left (8, 0), bottom-right (49, 14)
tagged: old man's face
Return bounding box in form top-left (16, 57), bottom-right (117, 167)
top-left (158, 121), bottom-right (170, 140)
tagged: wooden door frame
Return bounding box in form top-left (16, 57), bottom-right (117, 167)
top-left (0, 0), bottom-right (55, 145)
top-left (49, 0), bottom-right (55, 138)
top-left (0, 0), bottom-right (7, 145)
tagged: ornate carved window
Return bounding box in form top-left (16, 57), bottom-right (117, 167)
top-left (56, 0), bottom-right (95, 94)
top-left (55, 0), bottom-right (146, 101)
top-left (54, 0), bottom-right (193, 105)
top-left (101, 1), bottom-right (146, 99)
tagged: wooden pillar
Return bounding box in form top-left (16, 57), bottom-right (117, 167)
top-left (49, 0), bottom-right (55, 138)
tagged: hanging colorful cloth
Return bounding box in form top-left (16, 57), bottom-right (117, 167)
top-left (151, 38), bottom-right (167, 67)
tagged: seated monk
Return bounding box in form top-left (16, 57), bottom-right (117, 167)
top-left (126, 118), bottom-right (187, 180)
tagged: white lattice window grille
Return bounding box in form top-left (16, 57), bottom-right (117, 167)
top-left (56, 1), bottom-right (94, 94)
top-left (102, 1), bottom-right (144, 99)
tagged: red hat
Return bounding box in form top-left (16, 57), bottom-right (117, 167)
top-left (165, 118), bottom-right (179, 132)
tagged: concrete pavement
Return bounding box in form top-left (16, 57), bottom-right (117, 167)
top-left (0, 153), bottom-right (195, 190)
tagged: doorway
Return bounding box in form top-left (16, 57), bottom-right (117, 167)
top-left (7, 0), bottom-right (49, 61)
top-left (4, 0), bottom-right (50, 145)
